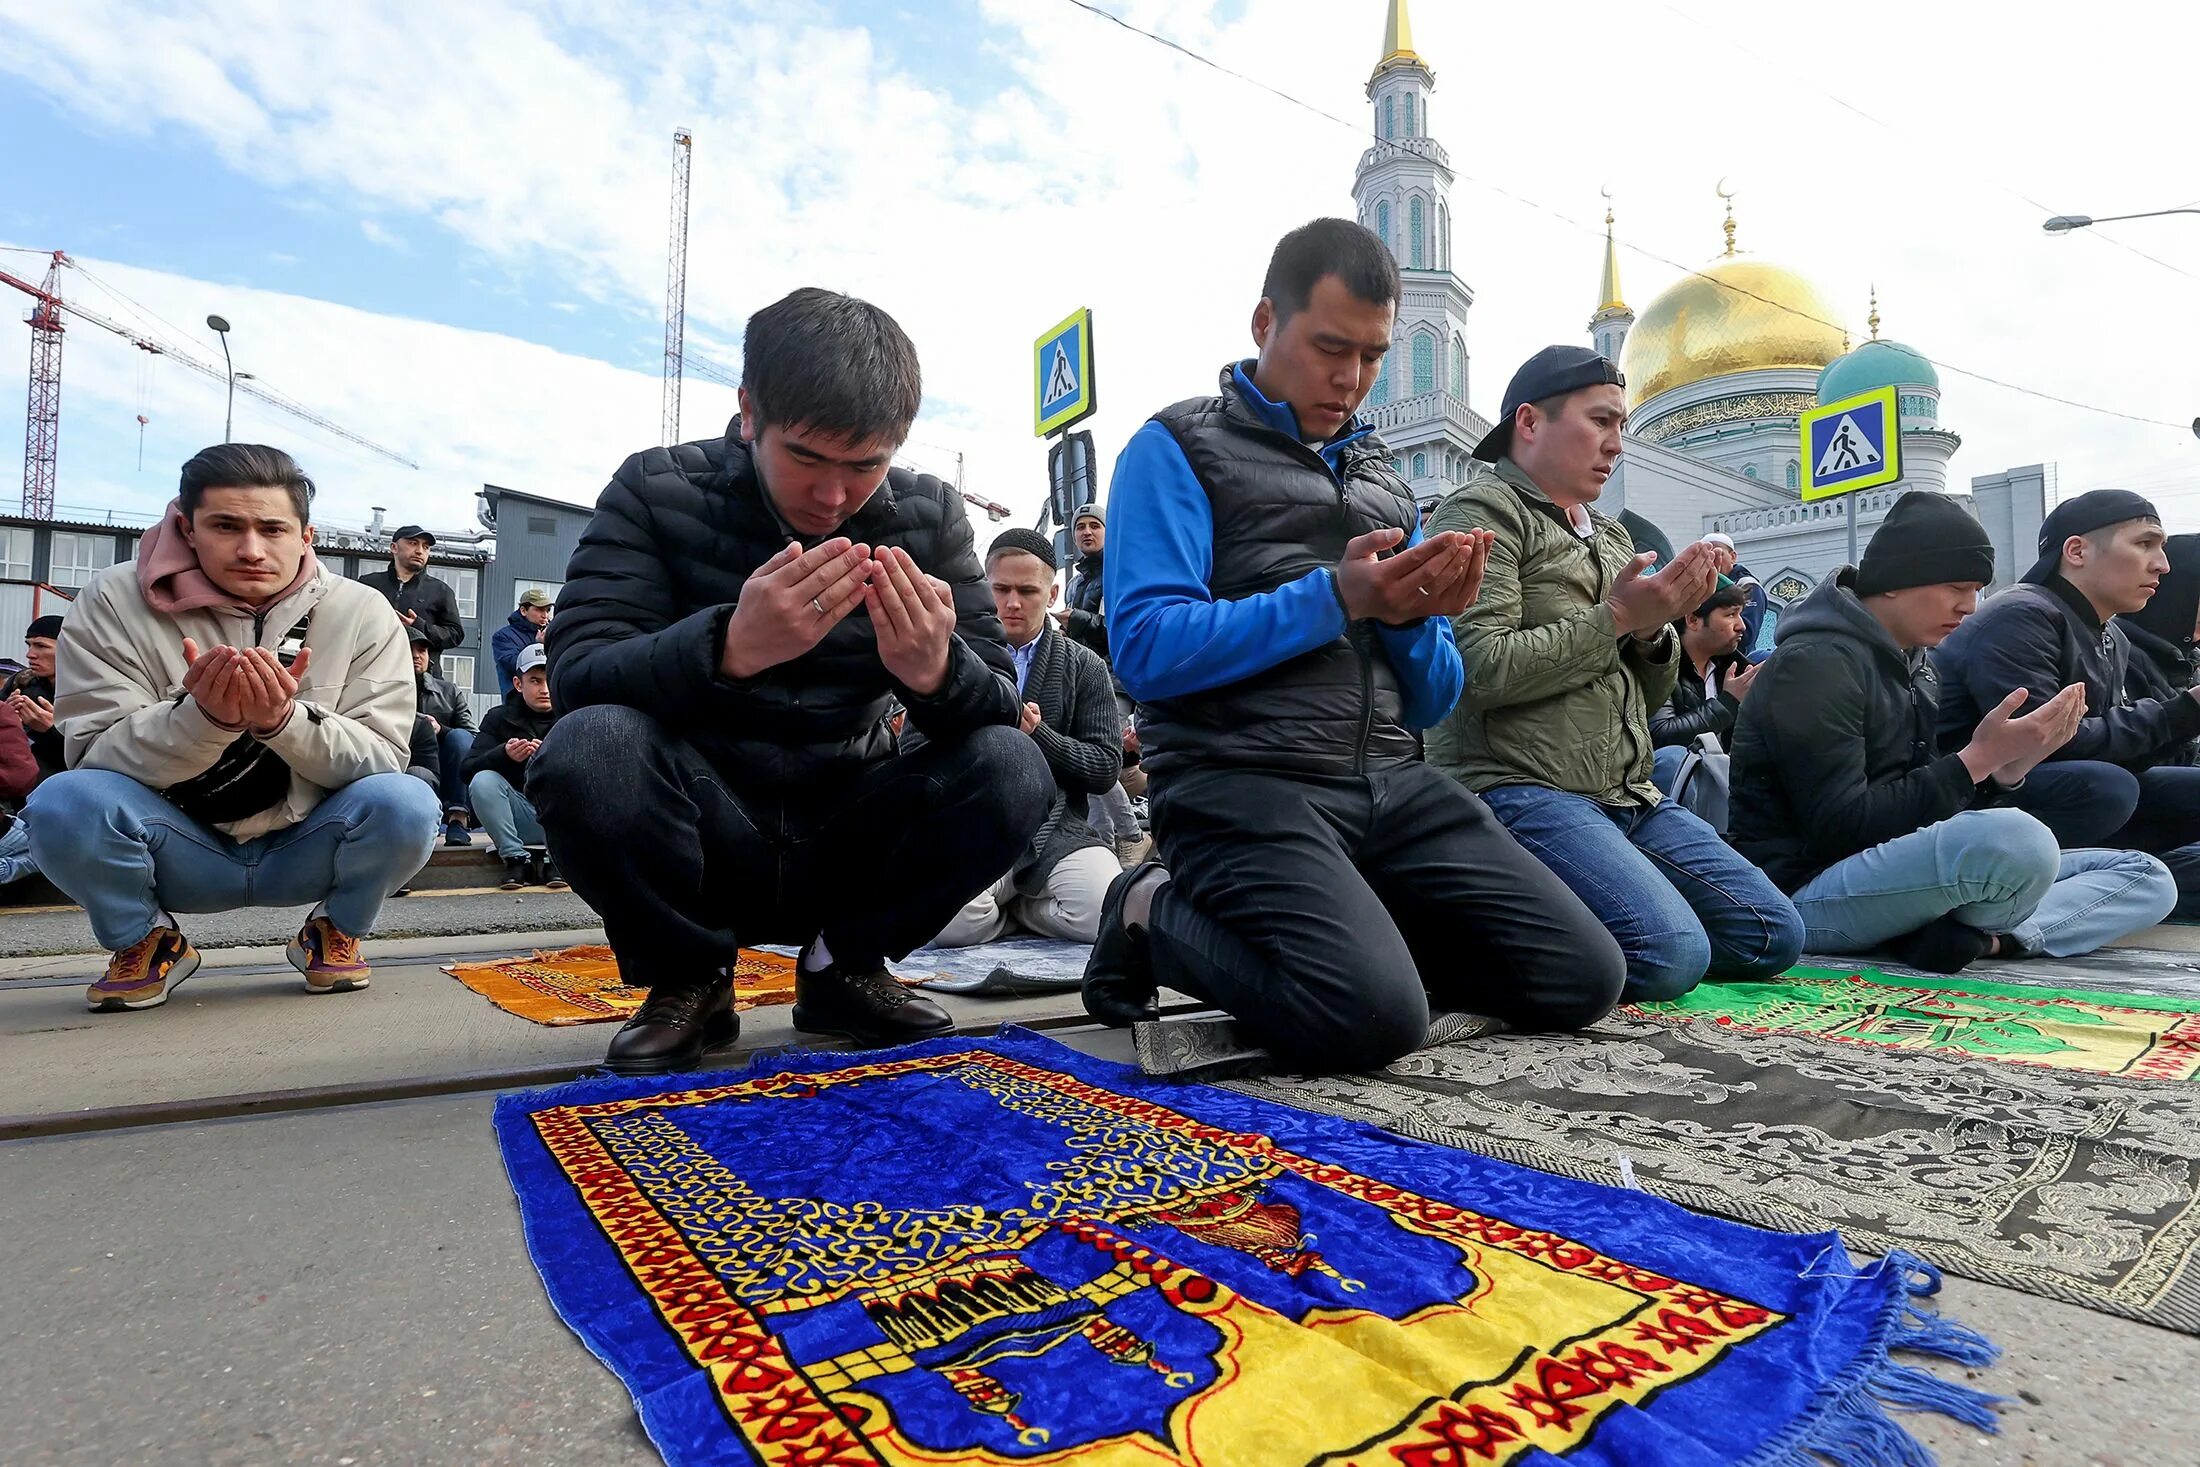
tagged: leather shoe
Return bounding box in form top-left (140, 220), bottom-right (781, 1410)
top-left (603, 979), bottom-right (737, 1075)
top-left (792, 950), bottom-right (952, 1046)
top-left (1082, 860), bottom-right (1170, 1026)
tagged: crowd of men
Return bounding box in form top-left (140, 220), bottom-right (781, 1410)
top-left (7, 215), bottom-right (2196, 1078)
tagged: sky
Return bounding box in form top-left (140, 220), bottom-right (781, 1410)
top-left (2, 0), bottom-right (2197, 541)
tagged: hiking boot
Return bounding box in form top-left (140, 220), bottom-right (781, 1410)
top-left (86, 926), bottom-right (200, 1012)
top-left (286, 916), bottom-right (372, 993)
top-left (499, 857), bottom-right (529, 891)
top-left (1082, 860), bottom-right (1170, 1026)
top-left (603, 979), bottom-right (737, 1076)
top-left (792, 945), bottom-right (951, 1046)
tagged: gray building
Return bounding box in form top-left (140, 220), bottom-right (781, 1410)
top-left (474, 483), bottom-right (595, 695)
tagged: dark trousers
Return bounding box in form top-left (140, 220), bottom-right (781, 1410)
top-left (529, 705), bottom-right (1050, 985)
top-left (2009, 760), bottom-right (2200, 916)
top-left (1145, 761), bottom-right (1627, 1072)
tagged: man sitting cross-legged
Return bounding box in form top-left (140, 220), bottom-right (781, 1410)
top-left (530, 287), bottom-right (1049, 1074)
top-left (930, 530), bottom-right (1122, 947)
top-left (462, 642), bottom-right (565, 891)
top-left (25, 444), bottom-right (439, 1010)
top-left (1428, 345), bottom-right (1804, 1002)
top-left (1649, 583), bottom-right (1760, 795)
top-left (1732, 491), bottom-right (2176, 970)
top-left (1081, 219), bottom-right (1626, 1072)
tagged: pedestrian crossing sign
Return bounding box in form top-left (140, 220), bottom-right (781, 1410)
top-left (1034, 307), bottom-right (1097, 437)
top-left (1800, 386), bottom-right (1901, 501)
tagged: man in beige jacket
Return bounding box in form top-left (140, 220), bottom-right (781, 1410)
top-left (25, 444), bottom-right (439, 1012)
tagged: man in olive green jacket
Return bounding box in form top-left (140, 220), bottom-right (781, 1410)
top-left (1427, 346), bottom-right (1803, 999)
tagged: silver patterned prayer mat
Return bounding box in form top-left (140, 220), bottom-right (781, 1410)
top-left (1220, 1006), bottom-right (2200, 1333)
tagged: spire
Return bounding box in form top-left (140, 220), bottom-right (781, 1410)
top-left (1381, 0), bottom-right (1418, 66)
top-left (1867, 285), bottom-right (1881, 341)
top-left (1717, 179), bottom-right (1738, 257)
top-left (1598, 204), bottom-right (1627, 313)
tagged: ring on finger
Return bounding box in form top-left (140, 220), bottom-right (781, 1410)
top-left (810, 596), bottom-right (826, 616)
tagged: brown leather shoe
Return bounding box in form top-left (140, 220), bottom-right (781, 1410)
top-left (791, 949), bottom-right (951, 1047)
top-left (603, 979), bottom-right (737, 1076)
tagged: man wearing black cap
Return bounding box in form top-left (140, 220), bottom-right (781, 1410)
top-left (4, 614), bottom-right (65, 782)
top-left (1428, 345), bottom-right (1803, 1001)
top-left (931, 529), bottom-right (1121, 946)
top-left (359, 525), bottom-right (465, 677)
top-left (1734, 492), bottom-right (2174, 969)
top-left (1084, 219), bottom-right (1626, 1072)
top-left (1933, 488), bottom-right (2200, 911)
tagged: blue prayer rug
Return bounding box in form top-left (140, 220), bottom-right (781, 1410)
top-left (495, 1027), bottom-right (1999, 1466)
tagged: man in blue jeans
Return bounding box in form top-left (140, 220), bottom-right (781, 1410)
top-left (461, 642), bottom-right (564, 890)
top-left (1731, 491), bottom-right (2175, 968)
top-left (1427, 345), bottom-right (1805, 1000)
top-left (26, 443), bottom-right (438, 1010)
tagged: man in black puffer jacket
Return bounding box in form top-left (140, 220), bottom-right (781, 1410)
top-left (2120, 532), bottom-right (2200, 715)
top-left (532, 288), bottom-right (1049, 1074)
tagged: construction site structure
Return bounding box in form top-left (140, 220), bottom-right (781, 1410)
top-left (662, 128), bottom-right (693, 447)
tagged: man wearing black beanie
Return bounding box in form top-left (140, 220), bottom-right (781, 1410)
top-left (1932, 488), bottom-right (2200, 914)
top-left (3, 613), bottom-right (65, 782)
top-left (1732, 492), bottom-right (2175, 971)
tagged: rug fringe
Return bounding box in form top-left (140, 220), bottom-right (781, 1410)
top-left (1759, 1250), bottom-right (2005, 1467)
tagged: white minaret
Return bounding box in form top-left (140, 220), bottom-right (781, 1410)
top-left (1352, 0), bottom-right (1481, 506)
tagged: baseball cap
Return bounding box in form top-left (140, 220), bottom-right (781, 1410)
top-left (515, 643), bottom-right (548, 675)
top-left (405, 624), bottom-right (430, 647)
top-left (2020, 489), bottom-right (2161, 586)
top-left (1472, 346), bottom-right (1626, 463)
top-left (390, 524), bottom-right (436, 546)
top-left (517, 588), bottom-right (554, 609)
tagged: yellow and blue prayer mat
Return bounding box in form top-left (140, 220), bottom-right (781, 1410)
top-left (495, 1028), bottom-right (1999, 1465)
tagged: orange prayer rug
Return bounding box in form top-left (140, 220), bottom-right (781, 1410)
top-left (444, 946), bottom-right (798, 1026)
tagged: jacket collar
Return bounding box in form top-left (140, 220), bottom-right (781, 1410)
top-left (1222, 362), bottom-right (1374, 456)
top-left (1492, 456), bottom-right (1606, 535)
top-left (2040, 572), bottom-right (2107, 633)
top-left (719, 416), bottom-right (901, 545)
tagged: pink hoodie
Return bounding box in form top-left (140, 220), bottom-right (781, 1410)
top-left (136, 499), bottom-right (319, 615)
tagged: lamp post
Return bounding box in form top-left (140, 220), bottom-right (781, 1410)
top-left (2043, 209), bottom-right (2200, 233)
top-left (206, 314), bottom-right (234, 442)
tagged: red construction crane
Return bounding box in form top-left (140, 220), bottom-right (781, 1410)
top-left (3, 249), bottom-right (418, 519)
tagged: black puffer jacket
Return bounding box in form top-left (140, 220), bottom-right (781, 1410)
top-left (1932, 577), bottom-right (2200, 770)
top-left (1063, 551), bottom-right (1108, 662)
top-left (1732, 570), bottom-right (1996, 892)
top-left (462, 691), bottom-right (558, 789)
top-left (547, 421), bottom-right (1017, 791)
top-left (1650, 651), bottom-right (1745, 750)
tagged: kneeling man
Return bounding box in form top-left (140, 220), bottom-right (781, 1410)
top-left (932, 530), bottom-right (1122, 947)
top-left (28, 445), bottom-right (438, 1009)
top-left (532, 288), bottom-right (1049, 1073)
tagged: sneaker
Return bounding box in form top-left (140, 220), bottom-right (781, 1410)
top-left (603, 979), bottom-right (738, 1076)
top-left (499, 857), bottom-right (529, 891)
top-left (443, 818), bottom-right (471, 847)
top-left (1114, 832), bottom-right (1155, 868)
top-left (286, 915), bottom-right (372, 993)
top-left (791, 944), bottom-right (952, 1046)
top-left (86, 926), bottom-right (200, 1012)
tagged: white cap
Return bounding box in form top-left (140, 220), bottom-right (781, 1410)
top-left (1701, 532), bottom-right (1736, 550)
top-left (515, 643), bottom-right (548, 675)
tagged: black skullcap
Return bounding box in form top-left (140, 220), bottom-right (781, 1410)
top-left (1854, 492), bottom-right (1995, 596)
top-left (24, 615), bottom-right (63, 642)
top-left (987, 528), bottom-right (1058, 570)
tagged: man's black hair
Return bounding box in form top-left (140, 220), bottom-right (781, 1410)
top-left (1687, 585), bottom-right (1751, 623)
top-left (178, 444), bottom-right (315, 524)
top-left (1261, 218), bottom-right (1400, 324)
top-left (740, 287), bottom-right (922, 446)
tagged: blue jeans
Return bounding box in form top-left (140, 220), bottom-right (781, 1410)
top-left (436, 727), bottom-right (475, 816)
top-left (23, 769), bottom-right (439, 950)
top-left (469, 769), bottom-right (543, 859)
top-left (0, 817), bottom-right (37, 884)
top-left (1789, 807), bottom-right (2177, 957)
top-left (1651, 744), bottom-right (1687, 797)
top-left (1480, 783), bottom-right (1806, 1000)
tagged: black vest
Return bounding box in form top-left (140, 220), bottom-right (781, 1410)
top-left (1138, 368), bottom-right (1420, 777)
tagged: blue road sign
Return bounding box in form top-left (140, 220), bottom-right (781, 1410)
top-left (1034, 307), bottom-right (1096, 437)
top-left (1800, 386), bottom-right (1901, 501)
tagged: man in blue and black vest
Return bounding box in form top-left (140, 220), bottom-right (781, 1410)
top-left (1079, 218), bottom-right (1625, 1071)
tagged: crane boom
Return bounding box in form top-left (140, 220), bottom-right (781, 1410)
top-left (663, 128), bottom-right (693, 446)
top-left (2, 255), bottom-right (419, 513)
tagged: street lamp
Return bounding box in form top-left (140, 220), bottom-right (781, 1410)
top-left (206, 313), bottom-right (234, 443)
top-left (2043, 209), bottom-right (2200, 233)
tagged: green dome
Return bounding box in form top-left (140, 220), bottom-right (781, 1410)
top-left (1817, 339), bottom-right (1938, 403)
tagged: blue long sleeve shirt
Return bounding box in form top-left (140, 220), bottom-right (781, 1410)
top-left (1105, 365), bottom-right (1464, 731)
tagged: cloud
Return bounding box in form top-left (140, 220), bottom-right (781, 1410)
top-left (357, 219), bottom-right (405, 252)
top-left (2, 0), bottom-right (2196, 540)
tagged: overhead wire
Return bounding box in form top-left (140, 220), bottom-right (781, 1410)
top-left (1052, 0), bottom-right (2193, 433)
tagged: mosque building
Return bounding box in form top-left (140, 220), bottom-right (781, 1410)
top-left (1352, 0), bottom-right (2045, 606)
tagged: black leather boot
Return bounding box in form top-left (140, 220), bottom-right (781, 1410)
top-left (791, 946), bottom-right (952, 1046)
top-left (1082, 860), bottom-right (1170, 1026)
top-left (603, 979), bottom-right (738, 1075)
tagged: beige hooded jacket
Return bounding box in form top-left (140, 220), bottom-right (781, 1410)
top-left (55, 510), bottom-right (415, 841)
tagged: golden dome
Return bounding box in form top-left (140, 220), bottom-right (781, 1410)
top-left (1619, 256), bottom-right (1847, 410)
